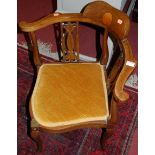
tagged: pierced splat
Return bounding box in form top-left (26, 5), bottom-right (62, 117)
top-left (60, 22), bottom-right (79, 62)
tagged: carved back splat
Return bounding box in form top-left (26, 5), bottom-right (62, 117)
top-left (60, 22), bottom-right (79, 62)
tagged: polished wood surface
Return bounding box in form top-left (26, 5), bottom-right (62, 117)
top-left (28, 32), bottom-right (42, 67)
top-left (82, 1), bottom-right (130, 40)
top-left (114, 39), bottom-right (136, 102)
top-left (19, 13), bottom-right (103, 32)
top-left (100, 28), bottom-right (109, 65)
top-left (19, 0), bottom-right (136, 151)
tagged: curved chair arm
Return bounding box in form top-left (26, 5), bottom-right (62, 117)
top-left (18, 13), bottom-right (106, 32)
top-left (19, 13), bottom-right (81, 32)
top-left (113, 39), bottom-right (136, 102)
top-left (81, 1), bottom-right (136, 102)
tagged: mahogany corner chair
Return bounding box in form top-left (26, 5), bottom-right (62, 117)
top-left (19, 1), bottom-right (136, 152)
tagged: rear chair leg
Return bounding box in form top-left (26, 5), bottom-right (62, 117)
top-left (100, 128), bottom-right (106, 147)
top-left (30, 119), bottom-right (42, 152)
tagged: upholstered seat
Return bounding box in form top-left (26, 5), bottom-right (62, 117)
top-left (30, 63), bottom-right (109, 128)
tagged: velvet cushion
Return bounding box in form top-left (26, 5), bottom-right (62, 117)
top-left (30, 63), bottom-right (109, 128)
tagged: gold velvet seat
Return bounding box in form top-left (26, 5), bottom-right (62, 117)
top-left (31, 63), bottom-right (109, 129)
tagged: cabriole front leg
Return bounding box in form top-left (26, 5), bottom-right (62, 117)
top-left (30, 119), bottom-right (42, 152)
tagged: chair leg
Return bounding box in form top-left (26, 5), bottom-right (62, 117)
top-left (31, 127), bottom-right (42, 152)
top-left (30, 119), bottom-right (42, 152)
top-left (100, 128), bottom-right (106, 148)
top-left (100, 96), bottom-right (118, 148)
top-left (100, 125), bottom-right (115, 149)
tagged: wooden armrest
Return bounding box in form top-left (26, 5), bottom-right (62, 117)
top-left (113, 39), bottom-right (136, 102)
top-left (19, 13), bottom-right (83, 32)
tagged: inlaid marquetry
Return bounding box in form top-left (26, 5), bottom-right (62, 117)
top-left (60, 22), bottom-right (80, 62)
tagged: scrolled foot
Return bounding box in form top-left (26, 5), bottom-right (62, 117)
top-left (31, 127), bottom-right (42, 152)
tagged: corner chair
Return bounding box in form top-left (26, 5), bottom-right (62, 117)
top-left (19, 1), bottom-right (136, 152)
